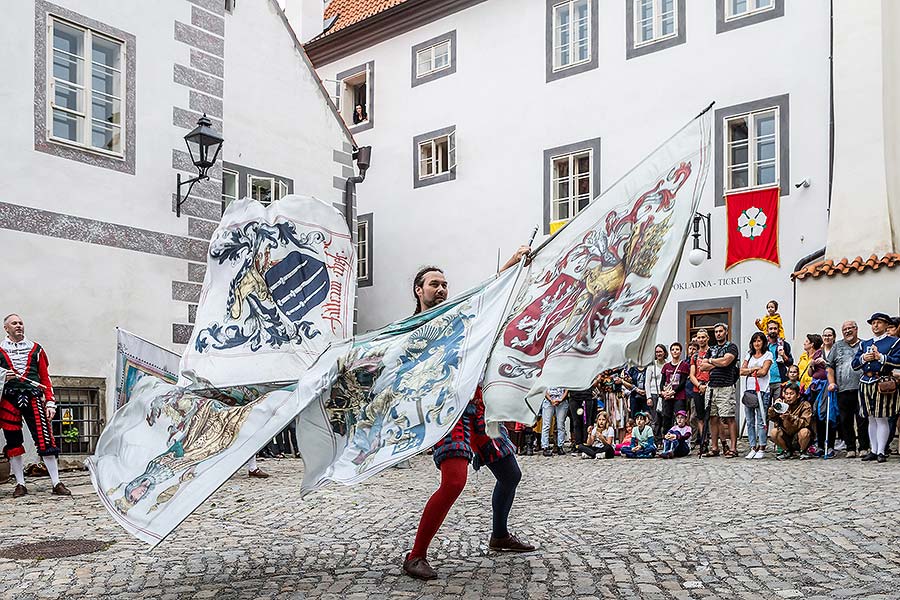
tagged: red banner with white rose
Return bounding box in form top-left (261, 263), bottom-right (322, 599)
top-left (725, 187), bottom-right (779, 270)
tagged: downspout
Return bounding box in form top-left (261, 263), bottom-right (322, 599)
top-left (792, 247), bottom-right (827, 340)
top-left (344, 146), bottom-right (372, 233)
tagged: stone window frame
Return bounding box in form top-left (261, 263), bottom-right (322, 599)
top-left (413, 125), bottom-right (457, 189)
top-left (357, 212), bottom-right (373, 288)
top-left (335, 61), bottom-right (374, 133)
top-left (545, 0), bottom-right (599, 83)
top-left (714, 94), bottom-right (789, 207)
top-left (34, 0), bottom-right (137, 174)
top-left (222, 161), bottom-right (294, 209)
top-left (542, 137), bottom-right (601, 234)
top-left (716, 0), bottom-right (784, 34)
top-left (625, 0), bottom-right (686, 60)
top-left (411, 30), bottom-right (457, 88)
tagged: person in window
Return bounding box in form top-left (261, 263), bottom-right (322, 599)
top-left (352, 104), bottom-right (367, 124)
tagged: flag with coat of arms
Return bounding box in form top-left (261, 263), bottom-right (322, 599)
top-left (725, 187), bottom-right (780, 270)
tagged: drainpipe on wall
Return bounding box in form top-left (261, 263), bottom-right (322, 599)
top-left (828, 0), bottom-right (835, 216)
top-left (344, 146), bottom-right (372, 234)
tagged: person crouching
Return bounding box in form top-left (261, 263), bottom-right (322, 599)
top-left (768, 383), bottom-right (814, 460)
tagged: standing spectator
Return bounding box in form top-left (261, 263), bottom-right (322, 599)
top-left (740, 332), bottom-right (773, 459)
top-left (699, 323), bottom-right (740, 458)
top-left (621, 365), bottom-right (649, 419)
top-left (690, 329), bottom-right (712, 448)
top-left (769, 383), bottom-right (814, 460)
top-left (660, 342), bottom-right (690, 436)
top-left (802, 333), bottom-right (834, 457)
top-left (646, 345), bottom-right (667, 438)
top-left (540, 387), bottom-right (569, 456)
top-left (766, 321), bottom-right (793, 402)
top-left (0, 314), bottom-right (70, 496)
top-left (568, 374), bottom-right (600, 449)
top-left (827, 321), bottom-right (868, 457)
top-left (852, 313), bottom-right (900, 463)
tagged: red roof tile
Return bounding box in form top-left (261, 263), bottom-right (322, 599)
top-left (321, 0), bottom-right (411, 36)
top-left (792, 253), bottom-right (900, 280)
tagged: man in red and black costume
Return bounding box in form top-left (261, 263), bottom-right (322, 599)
top-left (0, 314), bottom-right (70, 497)
top-left (402, 250), bottom-right (535, 581)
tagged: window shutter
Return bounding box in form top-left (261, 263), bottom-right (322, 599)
top-left (448, 131), bottom-right (457, 171)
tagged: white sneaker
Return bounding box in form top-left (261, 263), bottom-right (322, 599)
top-left (753, 450), bottom-right (765, 459)
top-left (835, 439), bottom-right (847, 451)
top-left (745, 449), bottom-right (756, 459)
top-left (580, 452), bottom-right (591, 459)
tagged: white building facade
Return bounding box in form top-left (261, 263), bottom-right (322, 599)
top-left (308, 0), bottom-right (831, 355)
top-left (0, 0), bottom-right (359, 462)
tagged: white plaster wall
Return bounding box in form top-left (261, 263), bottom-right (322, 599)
top-left (224, 1), bottom-right (352, 206)
top-left (882, 0), bottom-right (900, 253)
top-left (316, 0), bottom-right (831, 347)
top-left (0, 0), bottom-right (193, 237)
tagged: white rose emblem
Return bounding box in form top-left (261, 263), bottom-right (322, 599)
top-left (737, 207), bottom-right (767, 240)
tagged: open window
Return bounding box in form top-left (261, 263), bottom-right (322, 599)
top-left (335, 61), bottom-right (374, 131)
top-left (248, 175), bottom-right (289, 205)
top-left (413, 126), bottom-right (457, 188)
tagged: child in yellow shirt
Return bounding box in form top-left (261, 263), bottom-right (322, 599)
top-left (755, 300), bottom-right (785, 339)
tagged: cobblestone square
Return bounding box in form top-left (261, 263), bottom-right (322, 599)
top-left (2, 452), bottom-right (899, 599)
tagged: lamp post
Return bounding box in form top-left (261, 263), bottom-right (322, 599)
top-left (688, 212), bottom-right (711, 266)
top-left (175, 114), bottom-right (224, 218)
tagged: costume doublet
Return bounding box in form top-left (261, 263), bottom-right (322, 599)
top-left (0, 338), bottom-right (58, 458)
top-left (852, 335), bottom-right (900, 419)
top-left (432, 387), bottom-right (515, 470)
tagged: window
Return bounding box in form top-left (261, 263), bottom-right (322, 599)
top-left (357, 218), bottom-right (369, 281)
top-left (725, 108), bottom-right (778, 192)
top-left (726, 0), bottom-right (774, 20)
top-left (412, 31), bottom-right (456, 87)
top-left (687, 309), bottom-right (732, 344)
top-left (543, 138), bottom-right (600, 233)
top-left (551, 151), bottom-right (592, 226)
top-left (633, 0), bottom-right (677, 46)
top-left (248, 175), bottom-right (289, 205)
top-left (417, 41), bottom-right (450, 78)
top-left (222, 169), bottom-right (237, 208)
top-left (551, 0), bottom-right (590, 71)
top-left (52, 386), bottom-right (103, 455)
top-left (336, 61), bottom-right (374, 132)
top-left (48, 16), bottom-right (125, 155)
top-left (413, 126), bottom-right (457, 188)
top-left (716, 0), bottom-right (783, 33)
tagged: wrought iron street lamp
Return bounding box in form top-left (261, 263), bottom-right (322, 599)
top-left (688, 212), bottom-right (711, 266)
top-left (175, 114), bottom-right (224, 217)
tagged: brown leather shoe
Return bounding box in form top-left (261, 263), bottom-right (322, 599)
top-left (489, 533), bottom-right (535, 552)
top-left (402, 555), bottom-right (437, 580)
top-left (12, 484), bottom-right (28, 498)
top-left (51, 482), bottom-right (72, 496)
top-left (248, 468), bottom-right (270, 479)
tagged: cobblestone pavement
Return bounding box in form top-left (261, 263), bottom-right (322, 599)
top-left (2, 450), bottom-right (900, 600)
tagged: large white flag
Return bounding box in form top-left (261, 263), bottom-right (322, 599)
top-left (482, 110), bottom-right (712, 424)
top-left (180, 195), bottom-right (355, 388)
top-left (115, 329), bottom-right (179, 408)
top-left (295, 268), bottom-right (520, 495)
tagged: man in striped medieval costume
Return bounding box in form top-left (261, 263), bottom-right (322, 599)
top-left (852, 312), bottom-right (900, 464)
top-left (1, 314), bottom-right (71, 497)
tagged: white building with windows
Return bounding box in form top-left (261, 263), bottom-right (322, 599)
top-left (0, 0), bottom-right (361, 462)
top-left (306, 0), bottom-right (833, 352)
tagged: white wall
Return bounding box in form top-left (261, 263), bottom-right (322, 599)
top-left (316, 0), bottom-right (832, 354)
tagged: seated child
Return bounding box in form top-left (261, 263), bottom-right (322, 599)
top-left (621, 412), bottom-right (656, 458)
top-left (768, 382), bottom-right (814, 460)
top-left (755, 300), bottom-right (785, 339)
top-left (614, 417), bottom-right (635, 456)
top-left (660, 410), bottom-right (692, 458)
top-left (576, 411), bottom-right (615, 459)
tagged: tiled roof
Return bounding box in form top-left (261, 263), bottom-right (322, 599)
top-left (792, 253), bottom-right (900, 280)
top-left (321, 0), bottom-right (411, 36)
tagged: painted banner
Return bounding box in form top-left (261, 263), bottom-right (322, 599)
top-left (115, 329), bottom-right (179, 409)
top-left (482, 110), bottom-right (713, 424)
top-left (295, 268), bottom-right (520, 495)
top-left (86, 377), bottom-right (300, 546)
top-left (725, 187), bottom-right (779, 269)
top-left (180, 195), bottom-right (355, 388)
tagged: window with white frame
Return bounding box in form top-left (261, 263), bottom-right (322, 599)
top-left (248, 175), bottom-right (289, 205)
top-left (551, 150), bottom-right (592, 223)
top-left (416, 39), bottom-right (451, 78)
top-left (725, 108), bottom-right (778, 192)
top-left (634, 0), bottom-right (677, 46)
top-left (725, 0), bottom-right (774, 20)
top-left (418, 133), bottom-right (456, 179)
top-left (552, 0), bottom-right (590, 71)
top-left (222, 169), bottom-right (237, 207)
top-left (49, 17), bottom-right (125, 155)
top-left (357, 219), bottom-right (369, 281)
top-left (336, 62), bottom-right (374, 130)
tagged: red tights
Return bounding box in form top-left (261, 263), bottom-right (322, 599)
top-left (408, 457), bottom-right (468, 560)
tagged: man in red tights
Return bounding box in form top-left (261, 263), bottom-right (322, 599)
top-left (403, 251), bottom-right (536, 581)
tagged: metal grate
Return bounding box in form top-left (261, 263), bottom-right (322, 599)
top-left (0, 539), bottom-right (112, 560)
top-left (51, 387), bottom-right (103, 455)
